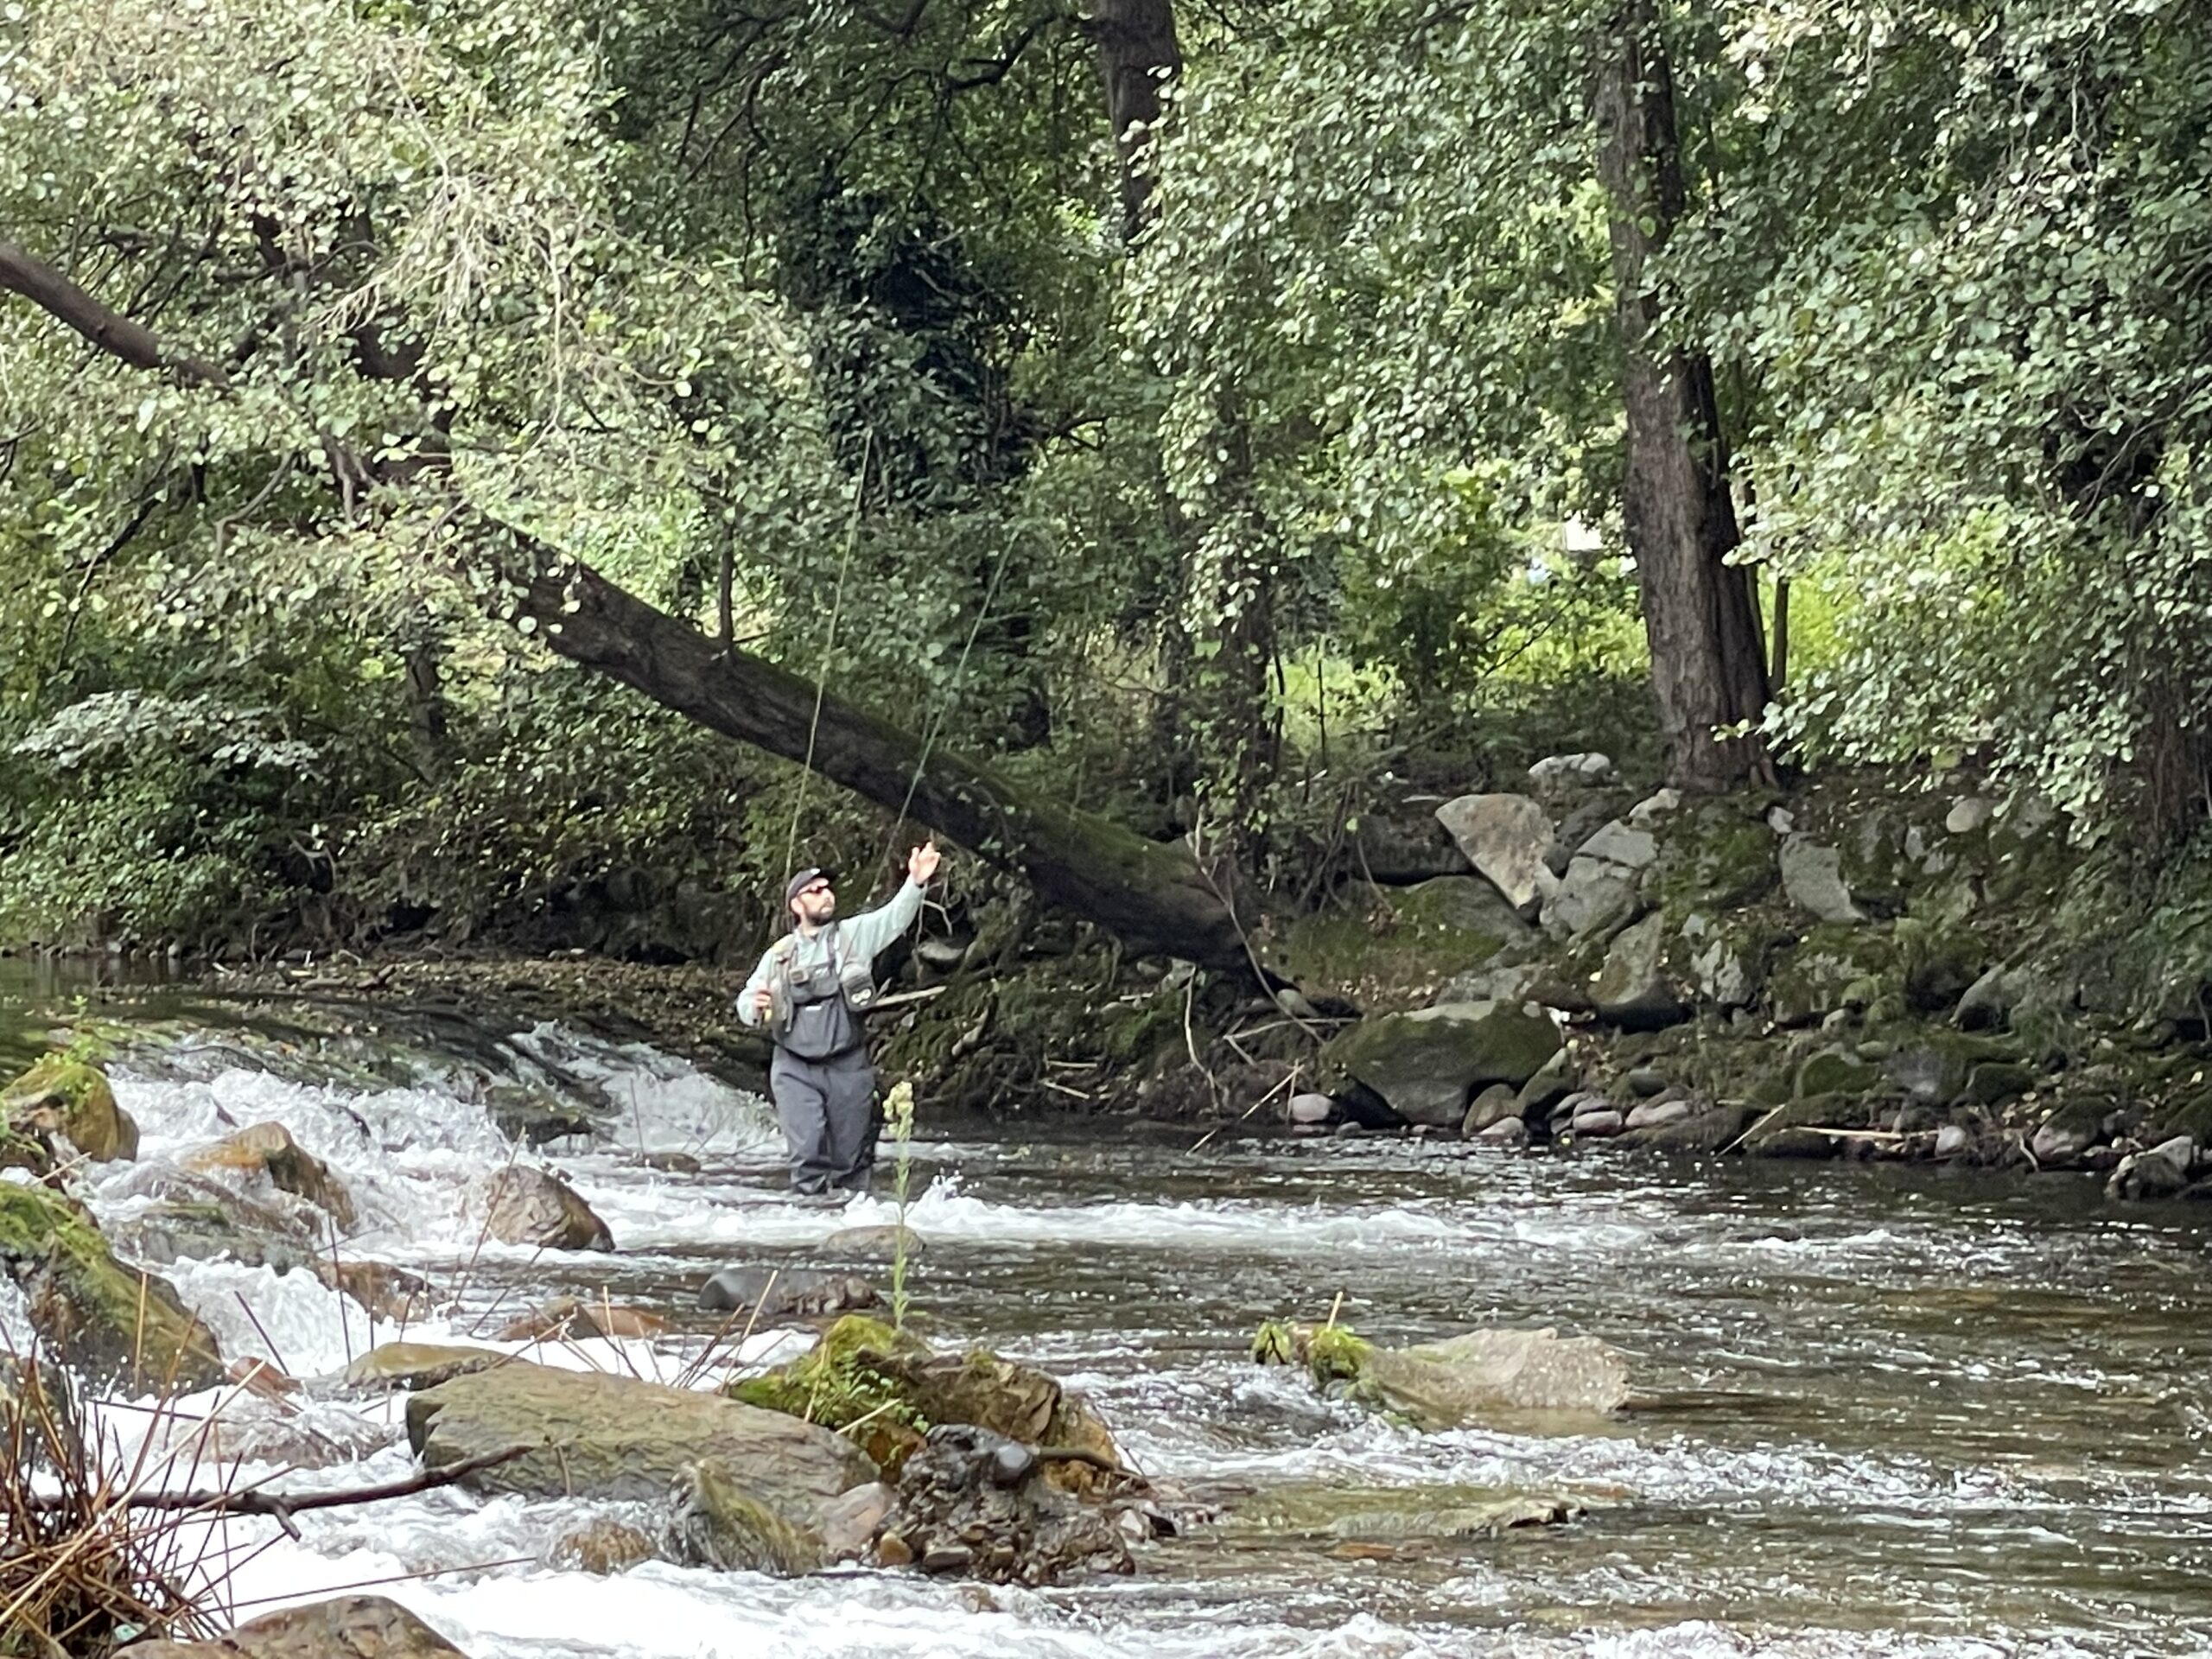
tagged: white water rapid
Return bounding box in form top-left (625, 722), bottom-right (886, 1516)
top-left (10, 1016), bottom-right (2212, 1657)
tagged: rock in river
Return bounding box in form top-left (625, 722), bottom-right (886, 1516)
top-left (406, 1357), bottom-right (876, 1519)
top-left (878, 1423), bottom-right (1133, 1586)
top-left (124, 1595), bottom-right (470, 1658)
top-left (0, 1181), bottom-right (226, 1393)
top-left (698, 1265), bottom-right (880, 1319)
top-left (1261, 1320), bottom-right (1629, 1431)
top-left (2, 1054), bottom-right (137, 1164)
top-left (484, 1166), bottom-right (614, 1251)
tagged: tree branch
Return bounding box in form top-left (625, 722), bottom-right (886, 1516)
top-left (0, 238), bottom-right (230, 388)
top-left (29, 1445), bottom-right (531, 1529)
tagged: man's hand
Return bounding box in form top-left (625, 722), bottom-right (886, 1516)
top-left (751, 986), bottom-right (774, 1018)
top-left (907, 841), bottom-right (941, 885)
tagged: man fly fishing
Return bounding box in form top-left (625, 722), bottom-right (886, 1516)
top-left (737, 842), bottom-right (942, 1196)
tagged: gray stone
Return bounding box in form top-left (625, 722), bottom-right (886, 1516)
top-left (1351, 1327), bottom-right (1632, 1427)
top-left (1592, 912), bottom-right (1688, 1030)
top-left (485, 1166), bottom-right (613, 1252)
top-left (1477, 1116), bottom-right (1529, 1146)
top-left (1934, 1123), bottom-right (1973, 1158)
top-left (1435, 793), bottom-right (1559, 917)
top-left (1578, 820), bottom-right (1658, 869)
top-left (1514, 1049), bottom-right (1577, 1117)
top-left (1541, 852), bottom-right (1642, 941)
top-left (1569, 1108), bottom-right (1624, 1137)
top-left (1625, 1097), bottom-right (1692, 1130)
top-left (1461, 1083), bottom-right (1523, 1136)
top-left (1778, 838), bottom-right (1864, 924)
top-left (1287, 1091), bottom-right (1335, 1126)
top-left (1624, 1066), bottom-right (1669, 1097)
top-left (1627, 788), bottom-right (1682, 827)
top-left (2031, 1107), bottom-right (2106, 1167)
top-left (1767, 806), bottom-right (1796, 834)
top-left (1955, 964), bottom-right (2031, 1031)
top-left (406, 1362), bottom-right (874, 1518)
top-left (1945, 797), bottom-right (1993, 835)
top-left (2107, 1135), bottom-right (2196, 1201)
top-left (125, 1597), bottom-right (470, 1659)
top-left (1527, 752), bottom-right (1615, 793)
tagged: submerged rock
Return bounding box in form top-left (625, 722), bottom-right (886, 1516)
top-left (0, 1182), bottom-right (226, 1392)
top-left (824, 1224), bottom-right (929, 1262)
top-left (125, 1594), bottom-right (470, 1658)
top-left (667, 1455), bottom-right (830, 1574)
top-left (1, 1054), bottom-right (138, 1165)
top-left (484, 1166), bottom-right (614, 1251)
top-left (545, 1516), bottom-right (657, 1575)
top-left (1255, 1320), bottom-right (1630, 1430)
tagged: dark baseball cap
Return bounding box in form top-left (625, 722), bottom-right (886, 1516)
top-left (785, 867), bottom-right (835, 905)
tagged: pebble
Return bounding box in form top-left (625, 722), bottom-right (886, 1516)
top-left (1570, 1109), bottom-right (1625, 1137)
top-left (1287, 1091), bottom-right (1335, 1126)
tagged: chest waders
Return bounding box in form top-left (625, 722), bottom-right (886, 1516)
top-left (767, 925), bottom-right (882, 1194)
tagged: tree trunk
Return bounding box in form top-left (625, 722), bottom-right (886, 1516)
top-left (494, 531), bottom-right (1248, 968)
top-left (1591, 3), bottom-right (1772, 790)
top-left (1089, 0), bottom-right (1182, 243)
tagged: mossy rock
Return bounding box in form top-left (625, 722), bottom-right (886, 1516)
top-left (1795, 1051), bottom-right (1884, 1098)
top-left (1963, 1059), bottom-right (2039, 1105)
top-left (1649, 801), bottom-right (1783, 912)
top-left (2143, 1087), bottom-right (2212, 1145)
top-left (1280, 879), bottom-right (1526, 1007)
top-left (2, 1054), bottom-right (138, 1163)
top-left (1765, 925), bottom-right (1902, 1027)
top-left (1320, 1001), bottom-right (1561, 1128)
top-left (730, 1315), bottom-right (1123, 1487)
top-left (667, 1456), bottom-right (828, 1575)
top-left (0, 1183), bottom-right (225, 1392)
top-left (1879, 1029), bottom-right (2024, 1103)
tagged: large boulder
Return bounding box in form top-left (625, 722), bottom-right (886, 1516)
top-left (1434, 793), bottom-right (1557, 917)
top-left (3, 1054), bottom-right (138, 1164)
top-left (483, 1166), bottom-right (613, 1251)
top-left (123, 1596), bottom-right (469, 1658)
top-left (1322, 1001), bottom-right (1561, 1128)
top-left (1541, 820), bottom-right (1654, 941)
top-left (405, 1358), bottom-right (874, 1520)
top-left (0, 1182), bottom-right (226, 1392)
top-left (1592, 912), bottom-right (1688, 1030)
top-left (186, 1121), bottom-right (355, 1229)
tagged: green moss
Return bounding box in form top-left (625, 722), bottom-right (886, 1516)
top-left (1305, 1324), bottom-right (1373, 1385)
top-left (0, 1183), bottom-right (226, 1392)
top-left (1280, 879), bottom-right (1520, 1007)
top-left (1650, 803), bottom-right (1782, 912)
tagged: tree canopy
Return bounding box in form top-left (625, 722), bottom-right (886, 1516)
top-left (2, 0), bottom-right (2206, 954)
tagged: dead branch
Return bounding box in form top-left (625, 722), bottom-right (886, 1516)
top-left (28, 1444), bottom-right (531, 1529)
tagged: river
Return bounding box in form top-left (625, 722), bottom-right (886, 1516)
top-left (4, 963), bottom-right (2211, 1656)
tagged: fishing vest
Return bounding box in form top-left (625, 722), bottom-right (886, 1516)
top-left (769, 923), bottom-right (878, 1060)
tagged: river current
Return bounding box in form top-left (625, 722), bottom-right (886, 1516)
top-left (4, 970), bottom-right (2211, 1656)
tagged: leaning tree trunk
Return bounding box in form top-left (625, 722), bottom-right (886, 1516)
top-left (493, 531), bottom-right (1248, 969)
top-left (1591, 3), bottom-right (1772, 790)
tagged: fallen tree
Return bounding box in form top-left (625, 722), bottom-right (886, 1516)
top-left (0, 238), bottom-right (1249, 970)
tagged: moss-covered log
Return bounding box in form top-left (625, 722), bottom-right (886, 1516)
top-left (498, 540), bottom-right (1247, 969)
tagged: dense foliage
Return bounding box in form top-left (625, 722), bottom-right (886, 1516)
top-left (0, 0), bottom-right (2205, 952)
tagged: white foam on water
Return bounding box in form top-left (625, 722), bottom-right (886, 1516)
top-left (506, 1023), bottom-right (781, 1157)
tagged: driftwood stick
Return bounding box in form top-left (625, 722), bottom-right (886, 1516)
top-left (30, 1444), bottom-right (531, 1520)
